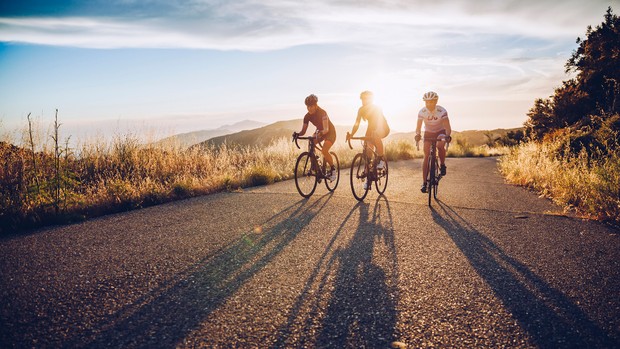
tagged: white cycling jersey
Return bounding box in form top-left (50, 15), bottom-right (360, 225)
top-left (418, 105), bottom-right (449, 133)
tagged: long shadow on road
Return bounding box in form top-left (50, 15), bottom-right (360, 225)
top-left (272, 196), bottom-right (400, 347)
top-left (431, 201), bottom-right (618, 348)
top-left (74, 193), bottom-right (334, 348)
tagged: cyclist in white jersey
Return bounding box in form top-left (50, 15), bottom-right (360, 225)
top-left (415, 91), bottom-right (452, 193)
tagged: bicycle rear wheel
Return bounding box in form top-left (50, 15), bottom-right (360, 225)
top-left (324, 152), bottom-right (340, 192)
top-left (350, 153), bottom-right (369, 201)
top-left (375, 155), bottom-right (388, 195)
top-left (295, 152), bottom-right (318, 198)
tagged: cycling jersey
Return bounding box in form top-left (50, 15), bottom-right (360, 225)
top-left (304, 106), bottom-right (336, 142)
top-left (358, 104), bottom-right (390, 138)
top-left (418, 105), bottom-right (449, 133)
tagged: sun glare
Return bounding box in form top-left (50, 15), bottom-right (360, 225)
top-left (360, 77), bottom-right (427, 132)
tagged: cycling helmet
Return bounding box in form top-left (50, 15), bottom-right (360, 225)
top-left (423, 91), bottom-right (439, 101)
top-left (304, 94), bottom-right (318, 106)
top-left (360, 90), bottom-right (374, 99)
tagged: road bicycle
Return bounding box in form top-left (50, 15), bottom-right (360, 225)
top-left (292, 133), bottom-right (340, 198)
top-left (347, 132), bottom-right (389, 201)
top-left (417, 135), bottom-right (449, 206)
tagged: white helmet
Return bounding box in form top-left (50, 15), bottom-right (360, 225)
top-left (423, 91), bottom-right (439, 101)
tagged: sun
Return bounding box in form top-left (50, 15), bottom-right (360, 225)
top-left (361, 78), bottom-right (425, 132)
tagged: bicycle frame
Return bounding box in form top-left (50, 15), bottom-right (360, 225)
top-left (347, 133), bottom-right (389, 200)
top-left (293, 134), bottom-right (340, 198)
top-left (348, 137), bottom-right (378, 180)
top-left (294, 135), bottom-right (328, 179)
top-left (417, 137), bottom-right (448, 206)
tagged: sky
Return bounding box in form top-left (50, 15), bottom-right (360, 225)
top-left (0, 0), bottom-right (614, 142)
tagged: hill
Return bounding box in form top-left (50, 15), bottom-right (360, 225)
top-left (190, 118), bottom-right (523, 150)
top-left (196, 119), bottom-right (354, 149)
top-left (154, 120), bottom-right (266, 148)
top-left (387, 128), bottom-right (523, 147)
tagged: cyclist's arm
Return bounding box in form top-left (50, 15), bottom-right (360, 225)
top-left (350, 114), bottom-right (362, 137)
top-left (298, 122), bottom-right (309, 136)
top-left (415, 118), bottom-right (423, 135)
top-left (321, 114), bottom-right (329, 136)
top-left (442, 118), bottom-right (452, 138)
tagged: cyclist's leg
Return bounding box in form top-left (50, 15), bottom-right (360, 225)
top-left (375, 137), bottom-right (384, 158)
top-left (438, 140), bottom-right (446, 165)
top-left (422, 141), bottom-right (431, 182)
top-left (437, 130), bottom-right (447, 175)
top-left (364, 139), bottom-right (376, 161)
top-left (321, 140), bottom-right (335, 168)
top-left (368, 130), bottom-right (385, 158)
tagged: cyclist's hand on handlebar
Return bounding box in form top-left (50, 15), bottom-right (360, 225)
top-left (445, 135), bottom-right (452, 143)
top-left (346, 132), bottom-right (351, 142)
top-left (292, 132), bottom-right (298, 139)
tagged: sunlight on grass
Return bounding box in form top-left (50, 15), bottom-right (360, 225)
top-left (499, 141), bottom-right (620, 223)
top-left (1, 124), bottom-right (510, 233)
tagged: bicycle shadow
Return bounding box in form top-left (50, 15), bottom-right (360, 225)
top-left (272, 196), bottom-right (399, 347)
top-left (431, 200), bottom-right (616, 348)
top-left (73, 193), bottom-right (335, 348)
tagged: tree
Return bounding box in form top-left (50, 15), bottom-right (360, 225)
top-left (525, 7), bottom-right (619, 139)
top-left (566, 7), bottom-right (620, 115)
top-left (552, 79), bottom-right (591, 127)
top-left (524, 98), bottom-right (555, 140)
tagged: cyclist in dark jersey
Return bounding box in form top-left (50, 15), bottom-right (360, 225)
top-left (293, 94), bottom-right (338, 181)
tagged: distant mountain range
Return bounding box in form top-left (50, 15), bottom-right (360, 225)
top-left (160, 118), bottom-right (522, 150)
top-left (197, 120), bottom-right (354, 148)
top-left (154, 119), bottom-right (266, 148)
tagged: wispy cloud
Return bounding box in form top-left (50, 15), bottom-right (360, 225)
top-left (0, 0), bottom-right (611, 50)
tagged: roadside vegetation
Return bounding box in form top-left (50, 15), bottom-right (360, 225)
top-left (0, 117), bottom-right (509, 234)
top-left (499, 7), bottom-right (620, 224)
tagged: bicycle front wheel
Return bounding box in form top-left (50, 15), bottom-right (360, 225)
top-left (295, 152), bottom-right (318, 198)
top-left (350, 153), bottom-right (369, 201)
top-left (428, 156), bottom-right (435, 206)
top-left (325, 152), bottom-right (340, 192)
top-left (375, 156), bottom-right (388, 195)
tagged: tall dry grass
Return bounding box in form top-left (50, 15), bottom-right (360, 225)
top-left (0, 133), bottom-right (304, 233)
top-left (499, 141), bottom-right (620, 223)
top-left (447, 137), bottom-right (511, 157)
top-left (1, 120), bottom-right (510, 233)
top-left (383, 137), bottom-right (511, 160)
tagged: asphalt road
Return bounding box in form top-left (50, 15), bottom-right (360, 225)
top-left (1, 158), bottom-right (618, 348)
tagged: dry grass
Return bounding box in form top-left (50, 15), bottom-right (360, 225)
top-left (447, 138), bottom-right (511, 157)
top-left (383, 138), bottom-right (511, 160)
top-left (0, 121), bottom-right (510, 233)
top-left (0, 131), bottom-right (298, 233)
top-left (499, 141), bottom-right (620, 223)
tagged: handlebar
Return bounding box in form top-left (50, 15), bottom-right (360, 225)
top-left (415, 136), bottom-right (451, 151)
top-left (346, 132), bottom-right (373, 150)
top-left (292, 133), bottom-right (321, 150)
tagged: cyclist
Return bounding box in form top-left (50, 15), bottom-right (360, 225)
top-left (415, 91), bottom-right (452, 193)
top-left (346, 90), bottom-right (390, 188)
top-left (293, 94), bottom-right (337, 181)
